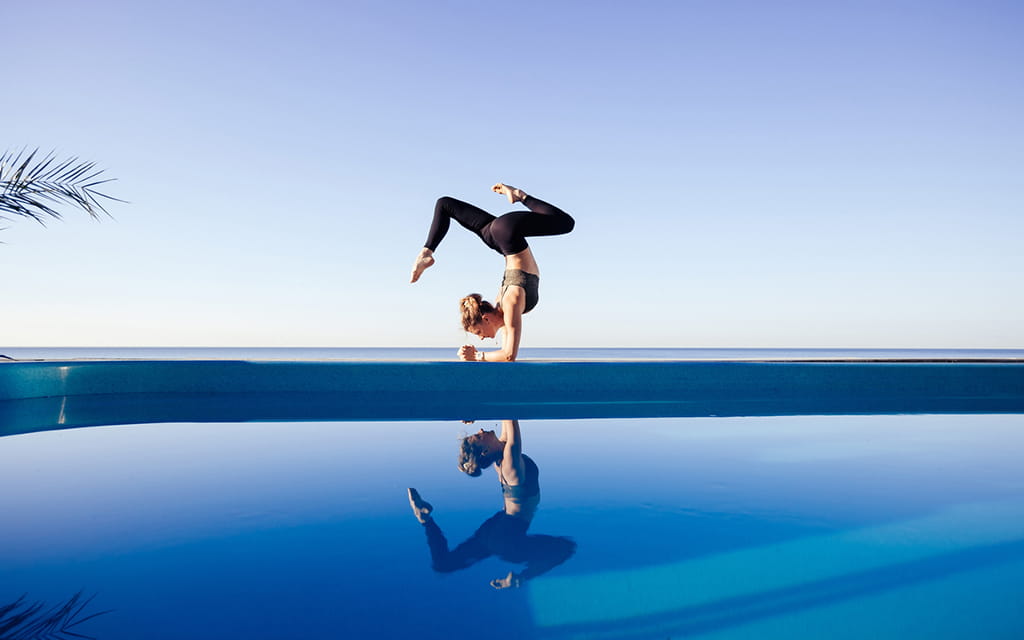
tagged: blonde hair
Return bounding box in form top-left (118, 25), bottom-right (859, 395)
top-left (459, 293), bottom-right (496, 331)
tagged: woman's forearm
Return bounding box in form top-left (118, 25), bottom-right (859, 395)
top-left (479, 349), bottom-right (515, 362)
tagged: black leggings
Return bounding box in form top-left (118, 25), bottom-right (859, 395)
top-left (422, 511), bottom-right (576, 582)
top-left (423, 195), bottom-right (575, 256)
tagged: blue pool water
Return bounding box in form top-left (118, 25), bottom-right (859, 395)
top-left (2, 413), bottom-right (1023, 639)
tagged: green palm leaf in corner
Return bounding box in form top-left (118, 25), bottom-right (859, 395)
top-left (0, 148), bottom-right (124, 228)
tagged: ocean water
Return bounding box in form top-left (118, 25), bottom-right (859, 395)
top-left (3, 346), bottom-right (1023, 361)
top-left (2, 414), bottom-right (1024, 639)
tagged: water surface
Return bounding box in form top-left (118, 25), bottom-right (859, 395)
top-left (2, 414), bottom-right (1022, 638)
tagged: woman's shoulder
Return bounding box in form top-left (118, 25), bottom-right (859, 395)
top-left (498, 283), bottom-right (527, 313)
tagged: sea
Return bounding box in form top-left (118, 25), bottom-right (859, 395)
top-left (2, 347), bottom-right (1022, 361)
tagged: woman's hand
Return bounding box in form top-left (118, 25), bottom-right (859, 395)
top-left (458, 345), bottom-right (478, 361)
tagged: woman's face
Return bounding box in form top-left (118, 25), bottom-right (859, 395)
top-left (469, 314), bottom-right (498, 340)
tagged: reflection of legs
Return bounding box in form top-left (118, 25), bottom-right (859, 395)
top-left (486, 196), bottom-right (575, 255)
top-left (477, 511), bottom-right (577, 583)
top-left (423, 519), bottom-right (491, 574)
top-left (520, 535), bottom-right (577, 581)
top-left (408, 488), bottom-right (492, 573)
top-left (412, 197), bottom-right (497, 282)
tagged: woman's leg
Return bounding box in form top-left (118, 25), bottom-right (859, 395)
top-left (485, 196), bottom-right (576, 256)
top-left (412, 197), bottom-right (497, 282)
top-left (519, 195), bottom-right (575, 237)
top-left (424, 197), bottom-right (496, 251)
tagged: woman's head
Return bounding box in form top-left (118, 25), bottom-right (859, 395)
top-left (457, 429), bottom-right (500, 476)
top-left (460, 293), bottom-right (498, 336)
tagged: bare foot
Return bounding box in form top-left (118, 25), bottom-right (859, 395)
top-left (407, 488), bottom-right (433, 524)
top-left (492, 183), bottom-right (527, 204)
top-left (410, 248), bottom-right (435, 283)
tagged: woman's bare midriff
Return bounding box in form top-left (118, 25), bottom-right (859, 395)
top-left (504, 247), bottom-right (540, 276)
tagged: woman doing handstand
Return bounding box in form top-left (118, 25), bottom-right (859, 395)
top-left (409, 183), bottom-right (575, 362)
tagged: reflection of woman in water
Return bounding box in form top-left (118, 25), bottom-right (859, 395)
top-left (407, 419), bottom-right (575, 589)
top-left (409, 183), bottom-right (575, 362)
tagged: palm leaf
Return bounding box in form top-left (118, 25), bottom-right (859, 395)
top-left (0, 148), bottom-right (124, 228)
top-left (0, 592), bottom-right (112, 640)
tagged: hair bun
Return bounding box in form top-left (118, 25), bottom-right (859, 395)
top-left (459, 293), bottom-right (493, 332)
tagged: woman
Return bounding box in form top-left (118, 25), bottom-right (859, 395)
top-left (410, 183), bottom-right (575, 362)
top-left (407, 420), bottom-right (575, 589)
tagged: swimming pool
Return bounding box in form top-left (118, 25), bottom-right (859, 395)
top-left (2, 358), bottom-right (1023, 639)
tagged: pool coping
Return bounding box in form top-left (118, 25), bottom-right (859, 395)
top-left (2, 359), bottom-right (1023, 435)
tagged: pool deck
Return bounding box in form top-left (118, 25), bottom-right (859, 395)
top-left (1, 358), bottom-right (1023, 435)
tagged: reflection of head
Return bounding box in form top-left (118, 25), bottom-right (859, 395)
top-left (459, 293), bottom-right (495, 332)
top-left (458, 435), bottom-right (496, 477)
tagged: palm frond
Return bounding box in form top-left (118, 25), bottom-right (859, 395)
top-left (0, 591), bottom-right (112, 640)
top-left (0, 148), bottom-right (124, 227)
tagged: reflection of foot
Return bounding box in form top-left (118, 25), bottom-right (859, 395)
top-left (492, 183), bottom-right (527, 204)
top-left (407, 488), bottom-right (433, 524)
top-left (409, 249), bottom-right (435, 283)
top-left (490, 571), bottom-right (521, 590)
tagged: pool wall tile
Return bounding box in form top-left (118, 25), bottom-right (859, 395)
top-left (2, 360), bottom-right (1023, 434)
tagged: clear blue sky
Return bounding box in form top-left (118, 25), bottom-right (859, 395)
top-left (4, 0), bottom-right (1022, 348)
